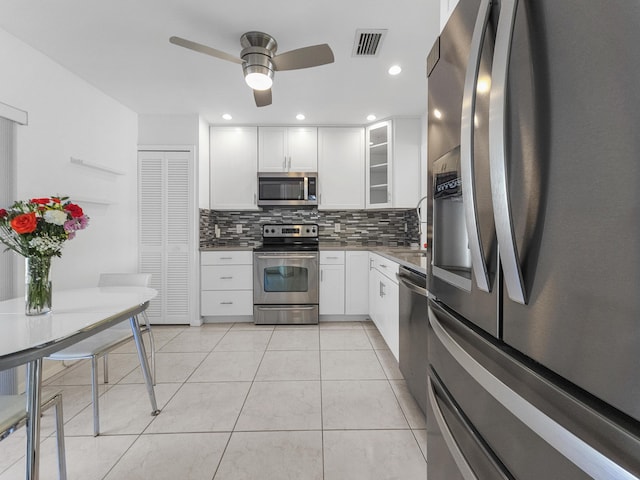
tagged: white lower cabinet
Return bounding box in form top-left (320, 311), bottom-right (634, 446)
top-left (345, 251), bottom-right (369, 314)
top-left (200, 251), bottom-right (253, 318)
top-left (320, 252), bottom-right (345, 315)
top-left (368, 253), bottom-right (400, 361)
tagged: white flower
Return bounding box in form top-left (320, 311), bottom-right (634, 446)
top-left (43, 209), bottom-right (67, 225)
top-left (28, 236), bottom-right (63, 255)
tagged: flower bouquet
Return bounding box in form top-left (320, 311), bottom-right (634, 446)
top-left (0, 196), bottom-right (89, 315)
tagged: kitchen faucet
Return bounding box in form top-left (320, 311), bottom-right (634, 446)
top-left (415, 195), bottom-right (429, 244)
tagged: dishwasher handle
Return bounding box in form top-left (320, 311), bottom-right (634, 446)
top-left (396, 272), bottom-right (428, 297)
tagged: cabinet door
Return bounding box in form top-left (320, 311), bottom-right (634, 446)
top-left (320, 264), bottom-right (345, 315)
top-left (383, 279), bottom-right (400, 361)
top-left (368, 254), bottom-right (380, 326)
top-left (318, 127), bottom-right (365, 210)
top-left (345, 251), bottom-right (369, 314)
top-left (366, 121), bottom-right (392, 208)
top-left (391, 117), bottom-right (422, 208)
top-left (287, 127), bottom-right (317, 172)
top-left (210, 127), bottom-right (258, 209)
top-left (258, 127), bottom-right (287, 172)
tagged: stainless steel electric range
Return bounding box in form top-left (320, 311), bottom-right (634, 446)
top-left (253, 224), bottom-right (319, 325)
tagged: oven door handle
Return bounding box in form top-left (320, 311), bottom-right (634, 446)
top-left (256, 254), bottom-right (318, 260)
top-left (254, 306), bottom-right (317, 311)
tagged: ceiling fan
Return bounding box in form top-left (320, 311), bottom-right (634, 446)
top-left (169, 32), bottom-right (335, 107)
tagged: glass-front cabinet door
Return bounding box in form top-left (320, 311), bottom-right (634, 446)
top-left (366, 121), bottom-right (392, 208)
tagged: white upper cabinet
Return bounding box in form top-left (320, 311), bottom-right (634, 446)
top-left (318, 127), bottom-right (365, 210)
top-left (258, 126), bottom-right (318, 172)
top-left (365, 118), bottom-right (422, 209)
top-left (210, 126), bottom-right (258, 210)
top-left (366, 121), bottom-right (392, 208)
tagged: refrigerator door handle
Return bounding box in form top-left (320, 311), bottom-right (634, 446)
top-left (460, 0), bottom-right (492, 293)
top-left (428, 303), bottom-right (639, 480)
top-left (428, 376), bottom-right (481, 480)
top-left (488, 0), bottom-right (527, 304)
top-left (428, 374), bottom-right (511, 480)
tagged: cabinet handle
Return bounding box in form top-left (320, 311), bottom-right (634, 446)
top-left (220, 301), bottom-right (233, 305)
top-left (380, 264), bottom-right (388, 268)
top-left (220, 276), bottom-right (233, 280)
top-left (370, 258), bottom-right (374, 270)
top-left (379, 281), bottom-right (386, 297)
top-left (219, 256), bottom-right (233, 260)
top-left (326, 256), bottom-right (339, 259)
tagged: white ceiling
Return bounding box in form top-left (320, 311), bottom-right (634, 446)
top-left (0, 0), bottom-right (440, 125)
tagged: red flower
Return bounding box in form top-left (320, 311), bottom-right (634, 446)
top-left (0, 208), bottom-right (7, 218)
top-left (64, 203), bottom-right (84, 218)
top-left (10, 212), bottom-right (37, 234)
top-left (30, 198), bottom-right (50, 205)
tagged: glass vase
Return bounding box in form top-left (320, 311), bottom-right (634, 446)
top-left (25, 256), bottom-right (52, 315)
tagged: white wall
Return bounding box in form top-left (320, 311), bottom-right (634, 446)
top-left (0, 28), bottom-right (139, 291)
top-left (137, 113), bottom-right (208, 208)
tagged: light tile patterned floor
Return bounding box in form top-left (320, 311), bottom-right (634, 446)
top-left (0, 321), bottom-right (427, 480)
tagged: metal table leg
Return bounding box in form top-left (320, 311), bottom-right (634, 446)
top-left (25, 358), bottom-right (43, 480)
top-left (129, 314), bottom-right (160, 415)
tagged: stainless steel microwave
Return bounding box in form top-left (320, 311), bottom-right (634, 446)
top-left (257, 172), bottom-right (318, 207)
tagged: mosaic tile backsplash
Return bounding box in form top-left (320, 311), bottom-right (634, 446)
top-left (200, 208), bottom-right (420, 248)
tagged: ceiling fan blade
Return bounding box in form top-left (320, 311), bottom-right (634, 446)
top-left (272, 44), bottom-right (334, 71)
top-left (254, 89), bottom-right (272, 107)
top-left (169, 36), bottom-right (243, 64)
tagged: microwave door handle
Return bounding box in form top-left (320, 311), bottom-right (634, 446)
top-left (304, 177), bottom-right (309, 200)
top-left (489, 0), bottom-right (527, 304)
top-left (461, 0), bottom-right (492, 293)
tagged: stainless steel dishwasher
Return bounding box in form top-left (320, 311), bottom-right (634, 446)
top-left (397, 265), bottom-right (428, 415)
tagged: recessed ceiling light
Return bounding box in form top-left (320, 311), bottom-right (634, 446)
top-left (296, 113), bottom-right (306, 121)
top-left (434, 109), bottom-right (443, 119)
top-left (388, 65), bottom-right (402, 75)
top-left (367, 114), bottom-right (377, 121)
top-left (222, 113), bottom-right (232, 120)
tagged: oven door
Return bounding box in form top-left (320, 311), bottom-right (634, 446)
top-left (253, 251), bottom-right (319, 305)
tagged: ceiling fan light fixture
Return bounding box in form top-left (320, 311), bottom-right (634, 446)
top-left (245, 71), bottom-right (273, 90)
top-left (243, 63), bottom-right (274, 91)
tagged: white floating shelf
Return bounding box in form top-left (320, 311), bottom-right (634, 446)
top-left (70, 157), bottom-right (125, 176)
top-left (71, 196), bottom-right (113, 206)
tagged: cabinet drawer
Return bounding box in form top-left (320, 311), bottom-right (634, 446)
top-left (201, 290), bottom-right (253, 316)
top-left (374, 256), bottom-right (399, 281)
top-left (320, 251), bottom-right (345, 264)
top-left (201, 265), bottom-right (253, 290)
top-left (201, 251), bottom-right (253, 266)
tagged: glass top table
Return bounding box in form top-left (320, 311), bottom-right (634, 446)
top-left (0, 286), bottom-right (159, 480)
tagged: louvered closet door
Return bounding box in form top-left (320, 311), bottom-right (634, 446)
top-left (138, 150), bottom-right (195, 324)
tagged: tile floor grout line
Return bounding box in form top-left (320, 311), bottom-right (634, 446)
top-left (209, 322), bottom-right (276, 480)
top-left (318, 323), bottom-right (326, 480)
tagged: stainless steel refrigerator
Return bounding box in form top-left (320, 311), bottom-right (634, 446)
top-left (426, 0), bottom-right (640, 478)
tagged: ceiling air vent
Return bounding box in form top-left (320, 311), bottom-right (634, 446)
top-left (352, 29), bottom-right (387, 57)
